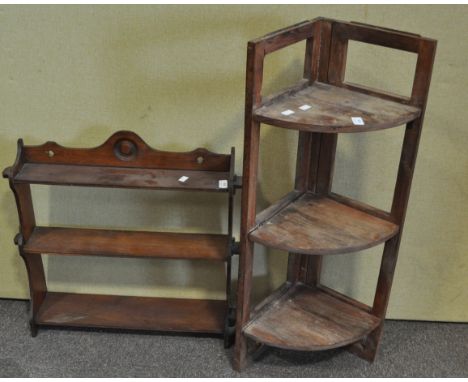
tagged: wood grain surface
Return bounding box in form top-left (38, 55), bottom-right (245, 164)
top-left (24, 227), bottom-right (229, 261)
top-left (243, 282), bottom-right (380, 351)
top-left (14, 163), bottom-right (230, 192)
top-left (254, 82), bottom-right (420, 132)
top-left (36, 292), bottom-right (226, 333)
top-left (250, 192), bottom-right (399, 255)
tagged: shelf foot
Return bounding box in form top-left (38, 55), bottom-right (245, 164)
top-left (250, 342), bottom-right (267, 361)
top-left (224, 307), bottom-right (236, 349)
top-left (29, 320), bottom-right (38, 337)
top-left (347, 329), bottom-right (381, 362)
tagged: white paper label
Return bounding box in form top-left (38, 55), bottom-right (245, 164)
top-left (178, 176), bottom-right (189, 183)
top-left (281, 109), bottom-right (295, 116)
top-left (351, 117), bottom-right (365, 125)
top-left (218, 180), bottom-right (228, 189)
top-left (299, 104), bottom-right (312, 111)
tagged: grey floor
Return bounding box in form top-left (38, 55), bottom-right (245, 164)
top-left (0, 299), bottom-right (466, 377)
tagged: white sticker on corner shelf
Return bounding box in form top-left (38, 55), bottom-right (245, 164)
top-left (218, 180), bottom-right (228, 189)
top-left (351, 117), bottom-right (365, 125)
top-left (299, 104), bottom-right (312, 111)
top-left (178, 176), bottom-right (189, 183)
top-left (281, 109), bottom-right (295, 116)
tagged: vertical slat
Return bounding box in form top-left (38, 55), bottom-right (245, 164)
top-left (327, 22), bottom-right (348, 85)
top-left (224, 147), bottom-right (236, 348)
top-left (234, 39), bottom-right (264, 371)
top-left (287, 19), bottom-right (327, 285)
top-left (10, 183), bottom-right (46, 337)
top-left (350, 38), bottom-right (436, 362)
top-left (302, 19), bottom-right (336, 286)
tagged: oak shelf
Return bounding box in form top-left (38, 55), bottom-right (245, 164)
top-left (250, 192), bottom-right (399, 255)
top-left (4, 130), bottom-right (240, 346)
top-left (12, 163), bottom-right (231, 192)
top-left (254, 81), bottom-right (421, 133)
top-left (243, 282), bottom-right (380, 351)
top-left (24, 227), bottom-right (230, 261)
top-left (36, 292), bottom-right (226, 333)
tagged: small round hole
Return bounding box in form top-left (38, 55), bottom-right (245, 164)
top-left (197, 156), bottom-right (204, 164)
top-left (47, 150), bottom-right (54, 158)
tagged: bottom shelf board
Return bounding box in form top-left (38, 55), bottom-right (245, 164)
top-left (243, 283), bottom-right (380, 351)
top-left (36, 292), bottom-right (226, 334)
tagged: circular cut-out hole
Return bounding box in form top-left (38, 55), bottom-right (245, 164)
top-left (120, 141), bottom-right (133, 155)
top-left (197, 156), bottom-right (204, 164)
top-left (47, 150), bottom-right (54, 158)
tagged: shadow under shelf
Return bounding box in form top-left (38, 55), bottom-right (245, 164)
top-left (250, 191), bottom-right (399, 255)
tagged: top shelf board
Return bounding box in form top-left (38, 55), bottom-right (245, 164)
top-left (11, 163), bottom-right (231, 192)
top-left (254, 82), bottom-right (421, 133)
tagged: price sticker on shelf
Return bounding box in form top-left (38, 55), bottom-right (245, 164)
top-left (299, 104), bottom-right (312, 111)
top-left (351, 117), bottom-right (365, 125)
top-left (218, 180), bottom-right (228, 189)
top-left (281, 109), bottom-right (295, 116)
top-left (178, 176), bottom-right (189, 183)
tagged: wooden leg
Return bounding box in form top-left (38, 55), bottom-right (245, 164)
top-left (19, 249), bottom-right (47, 337)
top-left (233, 239), bottom-right (254, 371)
top-left (348, 234), bottom-right (401, 361)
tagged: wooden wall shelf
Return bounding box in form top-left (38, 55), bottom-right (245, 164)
top-left (4, 131), bottom-right (240, 346)
top-left (234, 18), bottom-right (436, 371)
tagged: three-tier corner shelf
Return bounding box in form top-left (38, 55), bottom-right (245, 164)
top-left (234, 18), bottom-right (436, 370)
top-left (3, 131), bottom-right (241, 346)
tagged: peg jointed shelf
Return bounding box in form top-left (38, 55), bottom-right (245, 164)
top-left (4, 130), bottom-right (241, 345)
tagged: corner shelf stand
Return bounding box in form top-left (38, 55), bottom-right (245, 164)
top-left (234, 18), bottom-right (436, 370)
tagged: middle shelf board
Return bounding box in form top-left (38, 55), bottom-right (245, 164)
top-left (23, 227), bottom-right (229, 261)
top-left (250, 192), bottom-right (399, 255)
top-left (36, 292), bottom-right (226, 333)
top-left (243, 282), bottom-right (380, 351)
top-left (254, 81), bottom-right (421, 133)
top-left (13, 163), bottom-right (230, 192)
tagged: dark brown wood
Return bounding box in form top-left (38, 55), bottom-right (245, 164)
top-left (250, 193), bottom-right (399, 255)
top-left (253, 82), bottom-right (421, 133)
top-left (236, 18), bottom-right (436, 370)
top-left (243, 283), bottom-right (380, 351)
top-left (329, 192), bottom-right (395, 223)
top-left (14, 163), bottom-right (230, 192)
top-left (250, 19), bottom-right (316, 54)
top-left (4, 131), bottom-right (239, 341)
top-left (233, 36), bottom-right (264, 370)
top-left (295, 21), bottom-right (334, 287)
top-left (4, 152), bottom-right (47, 336)
top-left (24, 227), bottom-right (229, 261)
top-left (36, 292), bottom-right (226, 333)
top-left (19, 131), bottom-right (230, 172)
top-left (350, 37), bottom-right (437, 362)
